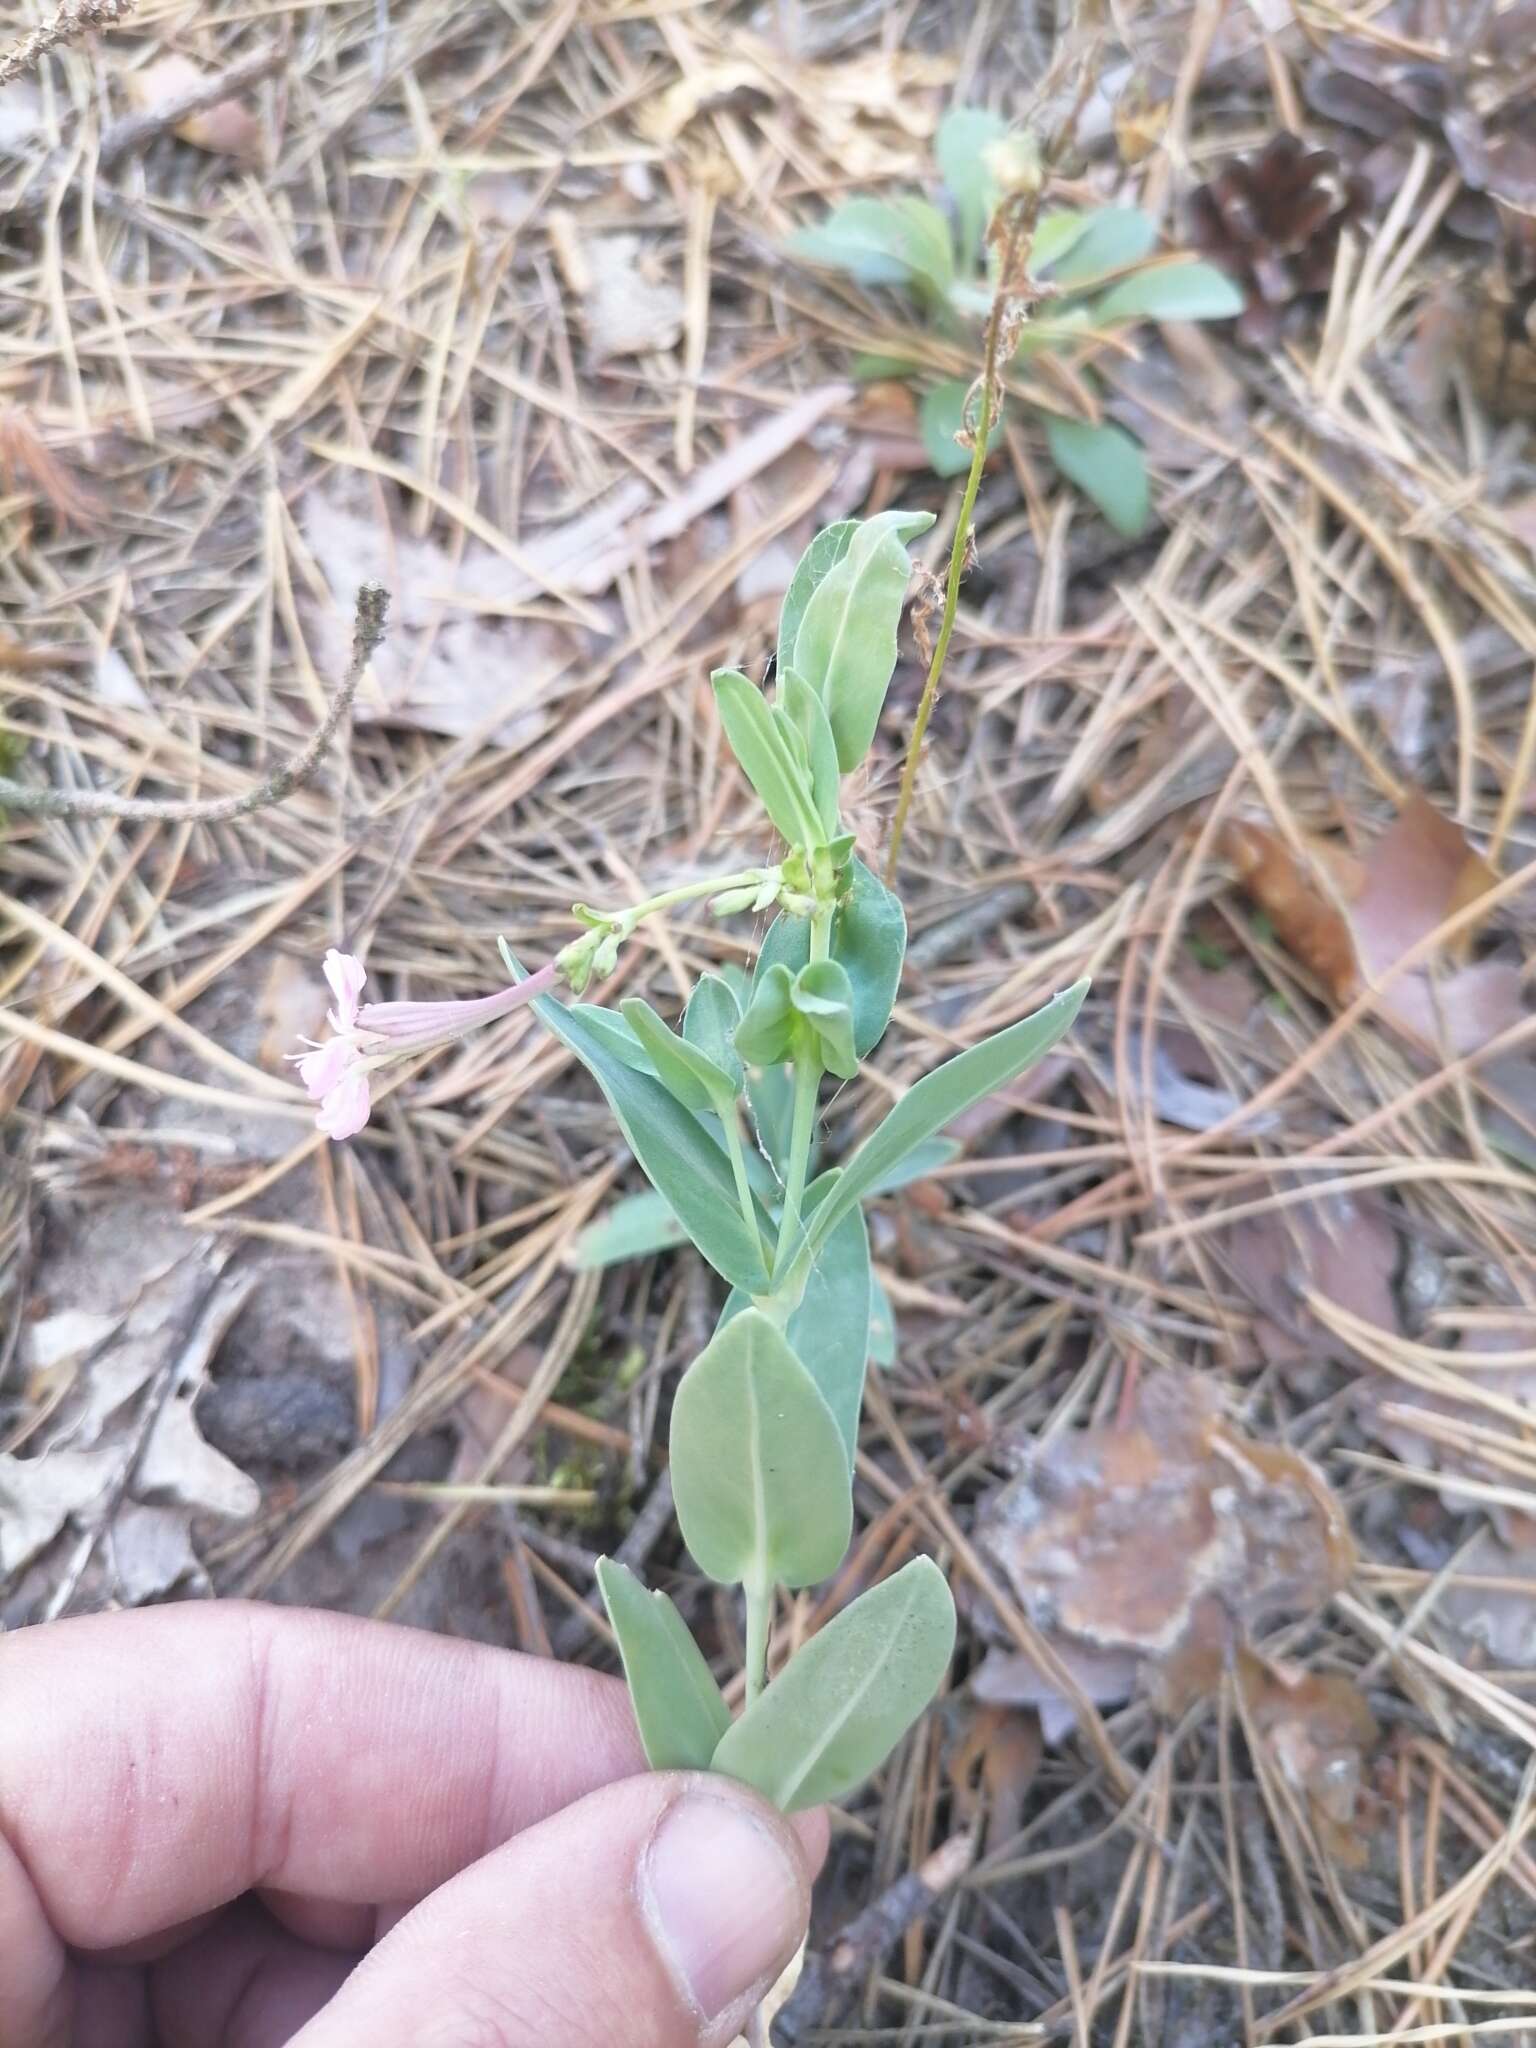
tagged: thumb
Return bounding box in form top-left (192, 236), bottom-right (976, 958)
top-left (288, 1772), bottom-right (820, 2048)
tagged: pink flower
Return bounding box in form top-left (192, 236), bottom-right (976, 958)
top-left (291, 949), bottom-right (556, 1139)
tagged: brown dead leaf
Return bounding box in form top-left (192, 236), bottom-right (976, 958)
top-left (948, 1701), bottom-right (1042, 1844)
top-left (1221, 819), bottom-right (1362, 1000)
top-left (1438, 1536), bottom-right (1536, 1668)
top-left (1358, 1314), bottom-right (1536, 1546)
top-left (1223, 796), bottom-right (1517, 1056)
top-left (973, 1371), bottom-right (1354, 1736)
top-left (300, 488), bottom-right (584, 746)
top-left (1222, 1192), bottom-right (1401, 1385)
top-left (128, 54), bottom-right (263, 162)
top-left (1237, 1646), bottom-right (1378, 1866)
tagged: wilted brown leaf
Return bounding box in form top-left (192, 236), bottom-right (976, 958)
top-left (1222, 1192), bottom-right (1401, 1385)
top-left (128, 53), bottom-right (263, 162)
top-left (1237, 1646), bottom-right (1378, 1867)
top-left (973, 1371), bottom-right (1354, 1734)
top-left (1222, 795), bottom-right (1516, 1056)
top-left (1221, 818), bottom-right (1362, 1000)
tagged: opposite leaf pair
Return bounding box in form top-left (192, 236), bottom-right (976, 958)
top-left (599, 1551), bottom-right (956, 1813)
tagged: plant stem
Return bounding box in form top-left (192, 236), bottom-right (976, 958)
top-left (885, 195), bottom-right (1045, 885)
top-left (744, 1578), bottom-right (771, 1706)
top-left (773, 1054), bottom-right (820, 1275)
top-left (721, 1098), bottom-right (765, 1262)
top-left (611, 868), bottom-right (766, 929)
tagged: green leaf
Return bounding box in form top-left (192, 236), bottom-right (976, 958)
top-left (569, 1188), bottom-right (688, 1270)
top-left (786, 1193), bottom-right (870, 1464)
top-left (919, 379), bottom-right (975, 478)
top-left (1029, 208), bottom-right (1093, 274)
top-left (712, 668), bottom-right (821, 848)
top-left (935, 105), bottom-right (1009, 264)
top-left (779, 669), bottom-right (842, 839)
top-left (670, 1309), bottom-right (852, 1591)
top-left (792, 959), bottom-right (858, 1080)
top-left (711, 1557), bottom-right (956, 1811)
top-left (805, 980), bottom-right (1088, 1255)
top-left (754, 856), bottom-right (906, 1059)
top-left (621, 996), bottom-right (735, 1115)
top-left (734, 961), bottom-right (798, 1068)
top-left (1094, 260), bottom-right (1245, 325)
top-left (1045, 415), bottom-right (1150, 538)
top-left (746, 1060), bottom-right (796, 1183)
top-left (790, 510), bottom-right (935, 775)
top-left (505, 949), bottom-right (770, 1295)
top-left (569, 1003), bottom-right (656, 1074)
top-left (683, 974), bottom-right (744, 1095)
top-left (865, 1134), bottom-right (960, 1194)
top-left (597, 1558), bottom-right (732, 1771)
top-left (1041, 206), bottom-right (1157, 284)
top-left (788, 196), bottom-right (953, 303)
top-left (868, 1271), bottom-right (896, 1368)
top-left (777, 523), bottom-right (858, 683)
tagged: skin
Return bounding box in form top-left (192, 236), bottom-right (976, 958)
top-left (0, 1602), bottom-right (826, 2048)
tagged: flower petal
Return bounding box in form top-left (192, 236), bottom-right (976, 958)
top-left (296, 1038), bottom-right (354, 1102)
top-left (322, 948), bottom-right (367, 1028)
top-left (315, 1067), bottom-right (371, 1140)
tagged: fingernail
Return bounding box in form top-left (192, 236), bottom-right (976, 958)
top-left (642, 1787), bottom-right (807, 2023)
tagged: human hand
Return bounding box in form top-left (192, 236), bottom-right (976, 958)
top-left (0, 1601), bottom-right (825, 2047)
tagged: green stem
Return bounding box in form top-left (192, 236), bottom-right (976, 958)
top-left (744, 1577), bottom-right (771, 1706)
top-left (720, 1097), bottom-right (765, 1263)
top-left (609, 868), bottom-right (765, 930)
top-left (773, 1054), bottom-right (820, 1276)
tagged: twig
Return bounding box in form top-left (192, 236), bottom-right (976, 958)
top-left (0, 584), bottom-right (388, 824)
top-left (0, 0), bottom-right (134, 88)
top-left (8, 43), bottom-right (286, 220)
top-left (773, 1831), bottom-right (976, 2043)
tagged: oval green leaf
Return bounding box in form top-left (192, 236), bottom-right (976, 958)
top-left (733, 961), bottom-right (798, 1068)
top-left (1094, 259), bottom-right (1245, 326)
top-left (779, 668), bottom-right (842, 838)
top-left (711, 1557), bottom-right (956, 1811)
top-left (712, 668), bottom-right (821, 848)
top-left (1040, 204), bottom-right (1157, 283)
top-left (621, 996), bottom-right (735, 1115)
top-left (805, 979), bottom-right (1087, 1255)
top-left (786, 1193), bottom-right (870, 1465)
top-left (569, 1188), bottom-right (688, 1270)
top-left (935, 105), bottom-right (1008, 264)
top-left (792, 959), bottom-right (858, 1080)
top-left (1044, 415), bottom-right (1149, 538)
top-left (683, 974), bottom-right (744, 1095)
top-left (597, 1557), bottom-right (731, 1771)
top-left (789, 510), bottom-right (935, 775)
top-left (777, 522), bottom-right (858, 677)
top-left (506, 949), bottom-right (770, 1294)
top-left (919, 378), bottom-right (975, 478)
top-left (754, 856), bottom-right (906, 1058)
top-left (670, 1308), bottom-right (851, 1591)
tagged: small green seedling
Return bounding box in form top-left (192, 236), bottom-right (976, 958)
top-left (788, 106), bottom-right (1243, 536)
top-left (504, 510), bottom-right (1087, 1811)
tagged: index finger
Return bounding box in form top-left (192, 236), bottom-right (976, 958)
top-left (0, 1600), bottom-right (644, 1950)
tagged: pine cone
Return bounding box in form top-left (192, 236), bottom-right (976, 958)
top-left (1304, 4), bottom-right (1536, 241)
top-left (1188, 132), bottom-right (1369, 346)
